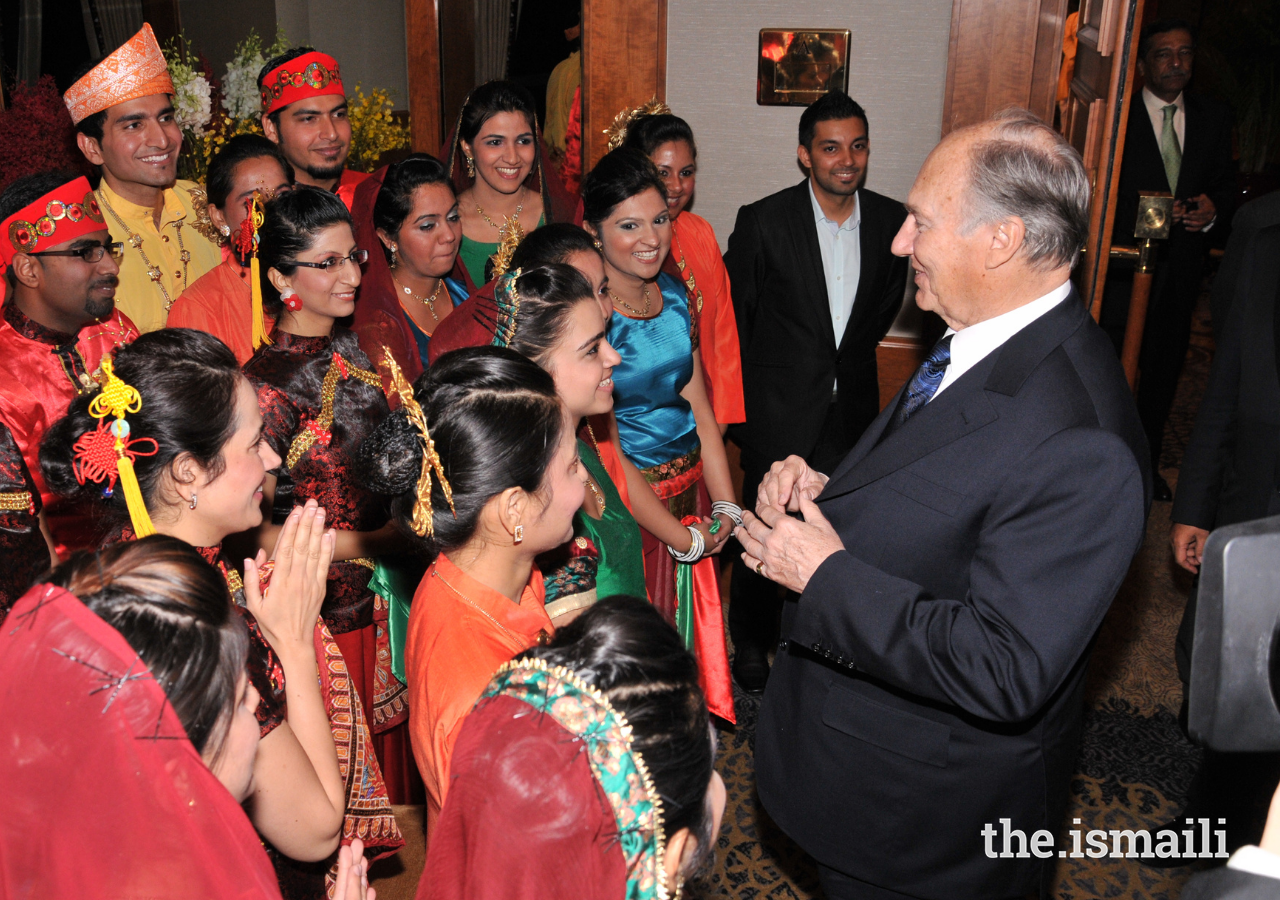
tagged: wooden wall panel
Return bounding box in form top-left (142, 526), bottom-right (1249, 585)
top-left (581, 0), bottom-right (667, 169)
top-left (405, 0), bottom-right (443, 152)
top-left (941, 0), bottom-right (1069, 133)
top-left (439, 0), bottom-right (476, 149)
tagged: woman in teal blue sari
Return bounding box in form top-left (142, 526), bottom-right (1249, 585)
top-left (580, 148), bottom-right (737, 722)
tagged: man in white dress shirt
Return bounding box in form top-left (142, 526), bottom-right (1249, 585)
top-left (1101, 18), bottom-right (1235, 502)
top-left (737, 109), bottom-right (1150, 900)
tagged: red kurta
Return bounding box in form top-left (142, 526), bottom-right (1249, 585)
top-left (0, 417), bottom-right (48, 616)
top-left (168, 252), bottom-right (274, 365)
top-left (335, 168), bottom-right (371, 212)
top-left (671, 211), bottom-right (746, 424)
top-left (0, 300), bottom-right (138, 552)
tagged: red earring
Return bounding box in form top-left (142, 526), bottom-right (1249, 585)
top-left (281, 289), bottom-right (302, 312)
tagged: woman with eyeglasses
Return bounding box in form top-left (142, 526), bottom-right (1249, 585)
top-left (244, 184), bottom-right (417, 803)
top-left (168, 135), bottom-right (295, 364)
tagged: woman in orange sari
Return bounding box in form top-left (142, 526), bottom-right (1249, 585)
top-left (623, 113), bottom-right (745, 430)
top-left (360, 346), bottom-right (583, 834)
top-left (168, 135), bottom-right (294, 364)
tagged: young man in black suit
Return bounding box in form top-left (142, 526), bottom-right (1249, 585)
top-left (722, 92), bottom-right (907, 692)
top-left (1101, 18), bottom-right (1235, 501)
top-left (736, 110), bottom-right (1150, 899)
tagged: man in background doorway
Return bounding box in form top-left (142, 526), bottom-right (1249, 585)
top-left (723, 91), bottom-right (908, 693)
top-left (1100, 18), bottom-right (1234, 502)
top-left (258, 47), bottom-right (368, 210)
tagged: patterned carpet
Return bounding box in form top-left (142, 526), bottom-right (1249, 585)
top-left (691, 289), bottom-right (1218, 900)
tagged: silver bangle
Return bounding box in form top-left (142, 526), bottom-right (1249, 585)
top-left (711, 501), bottom-right (743, 528)
top-left (669, 524), bottom-right (705, 563)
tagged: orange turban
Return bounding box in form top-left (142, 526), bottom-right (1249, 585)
top-left (63, 24), bottom-right (175, 125)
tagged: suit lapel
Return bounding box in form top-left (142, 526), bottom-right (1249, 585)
top-left (1129, 99), bottom-right (1170, 192)
top-left (1179, 94), bottom-right (1204, 186)
top-left (786, 181), bottom-right (838, 349)
top-left (819, 293), bottom-right (1090, 500)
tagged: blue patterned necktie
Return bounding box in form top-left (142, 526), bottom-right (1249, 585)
top-left (889, 334), bottom-right (954, 431)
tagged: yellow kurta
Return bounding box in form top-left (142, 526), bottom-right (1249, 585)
top-left (95, 180), bottom-right (222, 333)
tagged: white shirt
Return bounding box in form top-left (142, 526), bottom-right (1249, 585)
top-left (1228, 845), bottom-right (1280, 881)
top-left (931, 281), bottom-right (1073, 400)
top-left (808, 181), bottom-right (862, 349)
top-left (1142, 86), bottom-right (1184, 150)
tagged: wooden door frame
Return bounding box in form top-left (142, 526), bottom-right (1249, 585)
top-left (404, 0), bottom-right (444, 153)
top-left (581, 0), bottom-right (667, 168)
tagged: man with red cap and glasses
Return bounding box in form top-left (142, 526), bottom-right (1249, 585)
top-left (258, 47), bottom-right (369, 210)
top-left (64, 24), bottom-right (222, 334)
top-left (0, 171), bottom-right (139, 605)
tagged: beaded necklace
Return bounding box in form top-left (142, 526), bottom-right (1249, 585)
top-left (96, 189), bottom-right (190, 312)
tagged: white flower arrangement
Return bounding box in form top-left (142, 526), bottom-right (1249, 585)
top-left (221, 52), bottom-right (265, 121)
top-left (167, 57), bottom-right (213, 136)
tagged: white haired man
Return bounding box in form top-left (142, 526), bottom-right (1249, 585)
top-left (736, 109), bottom-right (1152, 899)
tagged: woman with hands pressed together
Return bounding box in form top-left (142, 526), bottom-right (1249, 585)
top-left (39, 329), bottom-right (402, 896)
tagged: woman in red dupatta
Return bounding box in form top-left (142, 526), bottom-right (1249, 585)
top-left (0, 538), bottom-right (283, 900)
top-left (442, 80), bottom-right (582, 288)
top-left (40, 329), bottom-right (402, 899)
top-left (621, 110), bottom-right (745, 429)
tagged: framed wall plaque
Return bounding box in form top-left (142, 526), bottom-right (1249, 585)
top-left (757, 29), bottom-right (851, 106)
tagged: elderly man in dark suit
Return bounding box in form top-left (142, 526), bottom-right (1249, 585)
top-left (735, 110), bottom-right (1151, 899)
top-left (1101, 18), bottom-right (1235, 501)
top-left (723, 91), bottom-right (908, 692)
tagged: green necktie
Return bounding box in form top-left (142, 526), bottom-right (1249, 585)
top-left (1160, 104), bottom-right (1181, 195)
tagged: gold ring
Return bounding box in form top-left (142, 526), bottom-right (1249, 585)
top-left (756, 562), bottom-right (765, 576)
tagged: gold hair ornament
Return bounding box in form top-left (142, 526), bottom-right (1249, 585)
top-left (488, 215), bottom-right (525, 279)
top-left (604, 97), bottom-right (674, 151)
top-left (382, 348), bottom-right (454, 537)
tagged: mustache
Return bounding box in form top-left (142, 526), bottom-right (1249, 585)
top-left (89, 275), bottom-right (119, 291)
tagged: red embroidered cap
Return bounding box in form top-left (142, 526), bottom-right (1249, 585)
top-left (260, 50), bottom-right (345, 116)
top-left (1, 176), bottom-right (107, 274)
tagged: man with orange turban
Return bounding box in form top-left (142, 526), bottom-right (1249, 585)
top-left (0, 171), bottom-right (139, 579)
top-left (257, 47), bottom-right (369, 210)
top-left (63, 24), bottom-right (222, 334)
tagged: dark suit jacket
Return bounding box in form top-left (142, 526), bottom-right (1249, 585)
top-left (723, 180), bottom-right (908, 467)
top-left (1111, 92), bottom-right (1235, 249)
top-left (1183, 866), bottom-right (1280, 900)
top-left (754, 294), bottom-right (1150, 899)
top-left (1173, 224), bottom-right (1280, 531)
top-left (1211, 193), bottom-right (1280, 339)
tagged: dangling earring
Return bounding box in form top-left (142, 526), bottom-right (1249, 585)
top-left (513, 524), bottom-right (523, 544)
top-left (389, 244), bottom-right (398, 269)
top-left (592, 239), bottom-right (603, 252)
top-left (465, 155), bottom-right (476, 179)
top-left (281, 289), bottom-right (302, 312)
top-left (188, 492), bottom-right (198, 510)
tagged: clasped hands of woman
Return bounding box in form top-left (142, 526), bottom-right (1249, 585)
top-left (734, 455), bottom-right (845, 594)
top-left (243, 499), bottom-right (336, 662)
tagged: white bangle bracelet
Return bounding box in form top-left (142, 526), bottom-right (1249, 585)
top-left (669, 524), bottom-right (705, 563)
top-left (711, 501), bottom-right (743, 528)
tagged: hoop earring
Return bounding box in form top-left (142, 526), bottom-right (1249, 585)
top-left (465, 155), bottom-right (475, 179)
top-left (513, 524), bottom-right (523, 544)
top-left (281, 289), bottom-right (302, 312)
top-left (188, 492), bottom-right (197, 510)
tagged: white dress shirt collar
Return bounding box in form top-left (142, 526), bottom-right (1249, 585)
top-left (1142, 86), bottom-right (1185, 149)
top-left (932, 281), bottom-right (1073, 399)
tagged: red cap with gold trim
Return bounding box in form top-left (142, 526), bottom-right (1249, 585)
top-left (260, 51), bottom-right (345, 116)
top-left (1, 177), bottom-right (107, 275)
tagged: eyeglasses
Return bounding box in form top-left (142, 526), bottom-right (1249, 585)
top-left (288, 249), bottom-right (368, 271)
top-left (29, 242), bottom-right (125, 264)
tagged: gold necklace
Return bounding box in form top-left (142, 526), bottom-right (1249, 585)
top-left (96, 189), bottom-right (189, 312)
top-left (475, 188), bottom-right (525, 237)
top-left (608, 282), bottom-right (653, 317)
top-left (394, 276), bottom-right (443, 323)
top-left (582, 422), bottom-right (606, 516)
top-left (433, 568), bottom-right (549, 646)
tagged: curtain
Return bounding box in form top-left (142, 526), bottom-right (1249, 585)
top-left (475, 0), bottom-right (513, 84)
top-left (16, 0), bottom-right (41, 84)
top-left (81, 0), bottom-right (145, 57)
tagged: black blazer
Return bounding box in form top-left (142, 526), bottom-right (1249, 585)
top-left (1210, 193), bottom-right (1280, 339)
top-left (723, 180), bottom-right (908, 466)
top-left (754, 294), bottom-right (1150, 898)
top-left (1112, 92), bottom-right (1235, 244)
top-left (1183, 867), bottom-right (1280, 900)
top-left (1173, 224), bottom-right (1280, 531)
